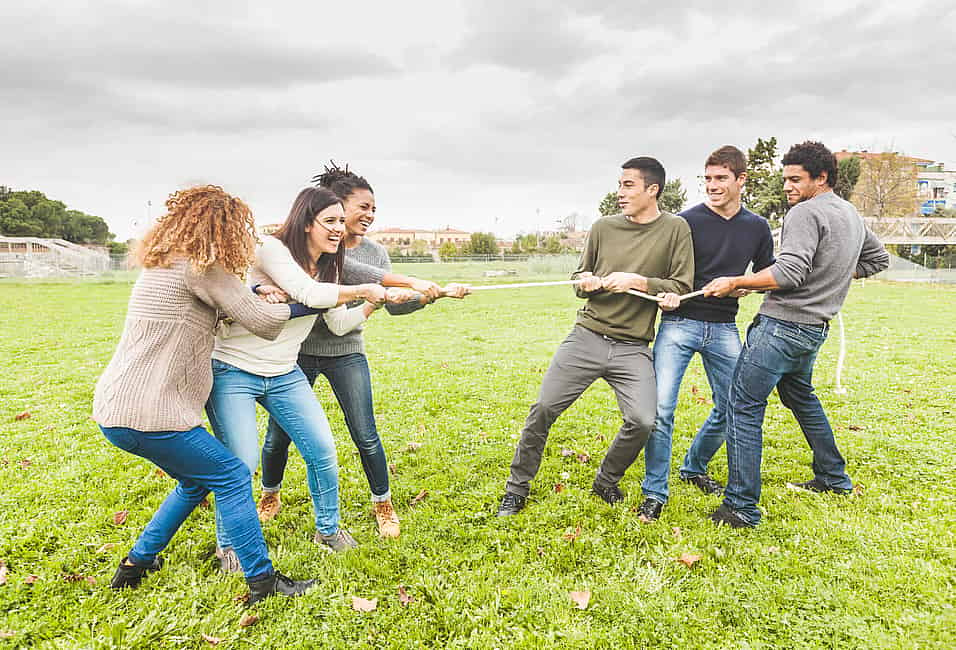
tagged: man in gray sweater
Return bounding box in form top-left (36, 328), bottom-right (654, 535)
top-left (702, 141), bottom-right (889, 527)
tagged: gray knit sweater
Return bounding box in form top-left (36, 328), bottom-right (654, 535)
top-left (761, 191), bottom-right (889, 325)
top-left (93, 261), bottom-right (290, 431)
top-left (299, 238), bottom-right (425, 357)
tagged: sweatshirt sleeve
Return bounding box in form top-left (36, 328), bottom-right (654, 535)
top-left (571, 227), bottom-right (599, 298)
top-left (855, 226), bottom-right (890, 278)
top-left (256, 237), bottom-right (339, 308)
top-left (186, 264), bottom-right (290, 340)
top-left (342, 256), bottom-right (386, 284)
top-left (768, 206), bottom-right (819, 290)
top-left (322, 304), bottom-right (368, 336)
top-left (645, 222), bottom-right (694, 296)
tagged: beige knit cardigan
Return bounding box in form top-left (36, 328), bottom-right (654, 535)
top-left (92, 260), bottom-right (291, 431)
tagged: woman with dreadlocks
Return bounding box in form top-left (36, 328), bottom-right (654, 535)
top-left (256, 164), bottom-right (469, 539)
top-left (93, 185), bottom-right (319, 605)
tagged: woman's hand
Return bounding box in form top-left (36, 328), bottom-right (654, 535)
top-left (385, 287), bottom-right (418, 304)
top-left (359, 283), bottom-right (388, 305)
top-left (441, 283), bottom-right (471, 299)
top-left (255, 284), bottom-right (290, 304)
top-left (409, 277), bottom-right (442, 302)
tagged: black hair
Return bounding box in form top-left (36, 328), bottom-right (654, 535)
top-left (781, 141), bottom-right (837, 187)
top-left (621, 156), bottom-right (666, 198)
top-left (273, 187), bottom-right (344, 283)
top-left (311, 160), bottom-right (373, 201)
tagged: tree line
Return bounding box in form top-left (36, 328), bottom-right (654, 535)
top-left (0, 186), bottom-right (117, 247)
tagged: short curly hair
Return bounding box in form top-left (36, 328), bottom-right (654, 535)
top-left (136, 185), bottom-right (258, 277)
top-left (781, 141), bottom-right (837, 187)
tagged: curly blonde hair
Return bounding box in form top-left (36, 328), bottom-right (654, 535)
top-left (136, 185), bottom-right (258, 277)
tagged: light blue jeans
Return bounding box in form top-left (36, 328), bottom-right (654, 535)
top-left (643, 315), bottom-right (741, 503)
top-left (205, 359), bottom-right (340, 545)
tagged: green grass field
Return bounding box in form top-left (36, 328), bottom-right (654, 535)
top-left (1, 269), bottom-right (954, 648)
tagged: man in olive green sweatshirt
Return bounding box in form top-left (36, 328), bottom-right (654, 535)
top-left (498, 156), bottom-right (694, 515)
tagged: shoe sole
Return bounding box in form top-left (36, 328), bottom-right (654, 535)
top-left (786, 482), bottom-right (849, 495)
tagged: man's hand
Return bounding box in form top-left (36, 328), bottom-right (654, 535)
top-left (729, 288), bottom-right (750, 298)
top-left (576, 272), bottom-right (604, 292)
top-left (385, 288), bottom-right (418, 304)
top-left (442, 283), bottom-right (471, 299)
top-left (255, 284), bottom-right (289, 304)
top-left (602, 271), bottom-right (646, 293)
top-left (702, 277), bottom-right (738, 298)
top-left (657, 292), bottom-right (681, 311)
top-left (409, 277), bottom-right (442, 302)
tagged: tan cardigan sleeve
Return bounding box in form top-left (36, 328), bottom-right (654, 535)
top-left (187, 264), bottom-right (290, 340)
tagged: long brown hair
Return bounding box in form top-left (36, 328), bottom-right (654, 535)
top-left (272, 187), bottom-right (344, 283)
top-left (136, 185), bottom-right (257, 276)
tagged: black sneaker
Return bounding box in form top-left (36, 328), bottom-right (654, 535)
top-left (110, 556), bottom-right (164, 589)
top-left (681, 473), bottom-right (724, 495)
top-left (708, 503), bottom-right (754, 529)
top-left (496, 492), bottom-right (527, 516)
top-left (635, 497), bottom-right (664, 523)
top-left (591, 480), bottom-right (624, 505)
top-left (246, 571), bottom-right (317, 607)
top-left (786, 478), bottom-right (852, 495)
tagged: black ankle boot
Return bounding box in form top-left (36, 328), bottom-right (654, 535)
top-left (110, 556), bottom-right (164, 589)
top-left (246, 571), bottom-right (317, 606)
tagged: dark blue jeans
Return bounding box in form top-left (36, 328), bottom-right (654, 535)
top-left (643, 315), bottom-right (741, 503)
top-left (262, 352), bottom-right (390, 501)
top-left (99, 425), bottom-right (273, 579)
top-left (722, 315), bottom-right (853, 524)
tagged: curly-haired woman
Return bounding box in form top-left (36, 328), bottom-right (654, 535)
top-left (257, 165), bottom-right (468, 539)
top-left (92, 185), bottom-right (323, 605)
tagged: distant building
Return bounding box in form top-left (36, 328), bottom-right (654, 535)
top-left (835, 150), bottom-right (956, 215)
top-left (367, 227), bottom-right (471, 252)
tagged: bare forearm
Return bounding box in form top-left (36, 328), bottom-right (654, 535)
top-left (732, 267), bottom-right (780, 292)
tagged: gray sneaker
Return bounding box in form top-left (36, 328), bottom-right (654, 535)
top-left (314, 528), bottom-right (359, 552)
top-left (215, 546), bottom-right (242, 574)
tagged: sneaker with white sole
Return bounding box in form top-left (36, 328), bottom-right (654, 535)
top-left (257, 491), bottom-right (281, 522)
top-left (314, 528), bottom-right (359, 552)
top-left (373, 499), bottom-right (401, 538)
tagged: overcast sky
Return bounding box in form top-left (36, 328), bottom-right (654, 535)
top-left (3, 0), bottom-right (954, 240)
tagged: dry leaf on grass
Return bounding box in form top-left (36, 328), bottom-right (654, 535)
top-left (853, 484), bottom-right (865, 496)
top-left (351, 596), bottom-right (377, 612)
top-left (672, 526), bottom-right (682, 539)
top-left (405, 442), bottom-right (422, 452)
top-left (553, 483), bottom-right (564, 493)
top-left (112, 511), bottom-right (128, 525)
top-left (199, 498), bottom-right (210, 510)
top-left (24, 575), bottom-right (39, 585)
top-left (0, 561), bottom-right (7, 585)
top-left (676, 553), bottom-right (702, 568)
top-left (562, 525), bottom-right (582, 542)
top-left (96, 543), bottom-right (116, 554)
top-left (388, 463), bottom-right (397, 475)
top-left (569, 590), bottom-right (591, 609)
top-left (0, 631), bottom-right (15, 640)
top-left (154, 469), bottom-right (166, 478)
top-left (14, 412), bottom-right (31, 421)
top-left (239, 613), bottom-right (259, 627)
top-left (410, 489), bottom-right (428, 506)
top-left (560, 448), bottom-right (575, 457)
top-left (575, 452), bottom-right (590, 464)
top-left (201, 633), bottom-right (222, 645)
top-left (19, 459), bottom-right (32, 468)
top-left (398, 585), bottom-right (415, 607)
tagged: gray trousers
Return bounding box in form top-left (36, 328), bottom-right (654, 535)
top-left (505, 325), bottom-right (657, 497)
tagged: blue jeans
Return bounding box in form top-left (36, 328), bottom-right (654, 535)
top-left (262, 352), bottom-right (390, 501)
top-left (205, 360), bottom-right (340, 542)
top-left (643, 315), bottom-right (741, 503)
top-left (99, 425), bottom-right (272, 580)
top-left (722, 315), bottom-right (853, 524)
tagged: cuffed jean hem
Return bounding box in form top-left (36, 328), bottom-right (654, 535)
top-left (371, 490), bottom-right (391, 503)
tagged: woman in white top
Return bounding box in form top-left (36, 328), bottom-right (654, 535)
top-left (205, 187), bottom-right (414, 568)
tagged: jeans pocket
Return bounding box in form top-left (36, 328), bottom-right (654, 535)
top-left (772, 323), bottom-right (821, 353)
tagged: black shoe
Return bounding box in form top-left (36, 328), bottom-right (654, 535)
top-left (786, 478), bottom-right (852, 495)
top-left (497, 492), bottom-right (527, 516)
top-left (246, 571), bottom-right (317, 607)
top-left (635, 497), bottom-right (664, 523)
top-left (708, 503), bottom-right (754, 529)
top-left (681, 473), bottom-right (725, 495)
top-left (591, 481), bottom-right (624, 505)
top-left (110, 556), bottom-right (164, 589)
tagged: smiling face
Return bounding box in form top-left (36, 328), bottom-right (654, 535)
top-left (343, 188), bottom-right (376, 237)
top-left (305, 202), bottom-right (346, 254)
top-left (617, 169), bottom-right (658, 217)
top-left (703, 164), bottom-right (745, 213)
top-left (783, 164), bottom-right (828, 205)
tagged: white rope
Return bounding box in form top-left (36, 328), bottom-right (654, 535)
top-left (834, 312), bottom-right (848, 395)
top-left (452, 280), bottom-right (706, 304)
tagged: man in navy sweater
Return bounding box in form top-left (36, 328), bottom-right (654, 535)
top-left (636, 145), bottom-right (774, 523)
